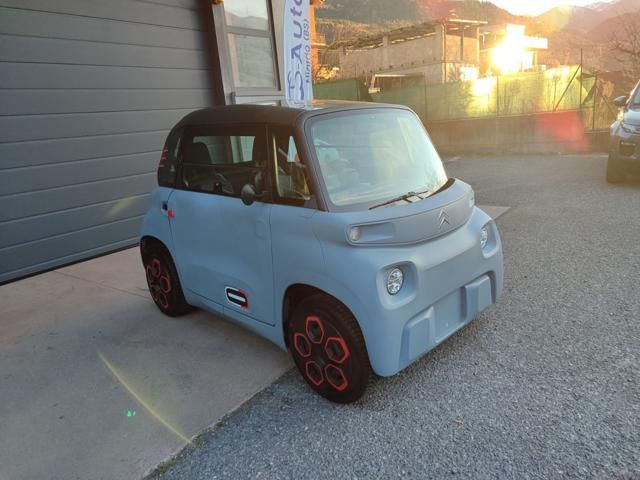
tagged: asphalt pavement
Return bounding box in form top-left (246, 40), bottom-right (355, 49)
top-left (149, 154), bottom-right (640, 480)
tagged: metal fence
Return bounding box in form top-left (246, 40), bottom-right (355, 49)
top-left (314, 66), bottom-right (618, 131)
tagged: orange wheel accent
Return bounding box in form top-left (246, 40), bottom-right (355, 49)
top-left (159, 275), bottom-right (172, 294)
top-left (325, 336), bottom-right (350, 364)
top-left (305, 361), bottom-right (324, 386)
top-left (146, 257), bottom-right (172, 310)
top-left (305, 315), bottom-right (325, 344)
top-left (145, 266), bottom-right (154, 283)
top-left (151, 258), bottom-right (161, 277)
top-left (324, 364), bottom-right (349, 392)
top-left (293, 332), bottom-right (312, 358)
top-left (156, 292), bottom-right (169, 309)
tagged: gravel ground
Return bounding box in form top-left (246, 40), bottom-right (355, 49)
top-left (149, 154), bottom-right (640, 480)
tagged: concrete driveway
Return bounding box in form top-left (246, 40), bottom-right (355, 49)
top-left (0, 248), bottom-right (291, 480)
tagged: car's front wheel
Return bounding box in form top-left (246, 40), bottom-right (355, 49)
top-left (606, 155), bottom-right (625, 184)
top-left (142, 245), bottom-right (191, 317)
top-left (288, 294), bottom-right (371, 403)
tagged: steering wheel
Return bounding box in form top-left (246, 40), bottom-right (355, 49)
top-left (213, 173), bottom-right (234, 195)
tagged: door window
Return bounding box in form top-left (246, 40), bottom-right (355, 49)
top-left (180, 127), bottom-right (267, 198)
top-left (272, 128), bottom-right (314, 208)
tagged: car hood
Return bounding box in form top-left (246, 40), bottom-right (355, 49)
top-left (312, 180), bottom-right (476, 246)
top-left (623, 107), bottom-right (640, 126)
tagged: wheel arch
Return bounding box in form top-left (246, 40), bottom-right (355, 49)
top-left (140, 235), bottom-right (171, 259)
top-left (140, 235), bottom-right (192, 317)
top-left (282, 283), bottom-right (360, 348)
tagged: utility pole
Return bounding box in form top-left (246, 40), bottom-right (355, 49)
top-left (579, 48), bottom-right (583, 108)
top-left (496, 75), bottom-right (500, 116)
top-left (424, 73), bottom-right (429, 121)
top-left (593, 79), bottom-right (597, 131)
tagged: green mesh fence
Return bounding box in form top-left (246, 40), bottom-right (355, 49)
top-left (369, 86), bottom-right (427, 119)
top-left (319, 66), bottom-right (599, 123)
top-left (313, 78), bottom-right (371, 102)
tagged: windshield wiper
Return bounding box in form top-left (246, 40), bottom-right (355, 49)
top-left (369, 189), bottom-right (431, 210)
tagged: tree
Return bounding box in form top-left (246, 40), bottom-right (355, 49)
top-left (611, 12), bottom-right (640, 84)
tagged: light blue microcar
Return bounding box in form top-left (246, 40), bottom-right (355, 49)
top-left (140, 102), bottom-right (504, 403)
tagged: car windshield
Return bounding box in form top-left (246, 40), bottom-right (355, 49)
top-left (309, 109), bottom-right (448, 208)
top-left (632, 85), bottom-right (640, 105)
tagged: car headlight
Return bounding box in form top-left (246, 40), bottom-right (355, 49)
top-left (386, 268), bottom-right (404, 295)
top-left (348, 226), bottom-right (361, 242)
top-left (480, 227), bottom-right (489, 249)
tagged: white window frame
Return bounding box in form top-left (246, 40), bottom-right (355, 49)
top-left (214, 0), bottom-right (283, 103)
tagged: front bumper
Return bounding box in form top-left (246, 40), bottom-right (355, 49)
top-left (611, 127), bottom-right (640, 168)
top-left (345, 207), bottom-right (503, 376)
top-left (399, 272), bottom-right (494, 371)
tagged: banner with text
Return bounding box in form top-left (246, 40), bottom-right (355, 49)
top-left (284, 0), bottom-right (313, 103)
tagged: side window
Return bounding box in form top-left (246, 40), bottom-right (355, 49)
top-left (180, 126), bottom-right (267, 198)
top-left (272, 128), bottom-right (314, 208)
top-left (157, 128), bottom-right (182, 187)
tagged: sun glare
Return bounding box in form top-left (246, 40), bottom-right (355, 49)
top-left (491, 25), bottom-right (527, 74)
top-left (491, 24), bottom-right (546, 74)
top-left (492, 41), bottom-right (526, 74)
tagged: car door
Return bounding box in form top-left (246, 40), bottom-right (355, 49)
top-left (167, 124), bottom-right (275, 325)
top-left (268, 125), bottom-right (323, 303)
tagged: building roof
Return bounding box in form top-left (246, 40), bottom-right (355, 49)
top-left (331, 19), bottom-right (488, 50)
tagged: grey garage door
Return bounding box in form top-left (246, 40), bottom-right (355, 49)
top-left (0, 0), bottom-right (214, 283)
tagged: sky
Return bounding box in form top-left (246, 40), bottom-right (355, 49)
top-left (489, 0), bottom-right (614, 16)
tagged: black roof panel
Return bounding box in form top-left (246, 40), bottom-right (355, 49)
top-left (173, 100), bottom-right (405, 129)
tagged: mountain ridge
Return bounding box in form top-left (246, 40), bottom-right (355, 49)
top-left (534, 0), bottom-right (640, 33)
top-left (317, 0), bottom-right (520, 24)
top-left (318, 0), bottom-right (640, 31)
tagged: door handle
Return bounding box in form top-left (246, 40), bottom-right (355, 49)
top-left (162, 202), bottom-right (175, 218)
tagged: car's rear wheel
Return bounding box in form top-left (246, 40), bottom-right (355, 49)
top-left (142, 245), bottom-right (190, 317)
top-left (607, 155), bottom-right (625, 184)
top-left (288, 294), bottom-right (371, 403)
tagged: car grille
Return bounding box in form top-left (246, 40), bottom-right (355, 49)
top-left (620, 141), bottom-right (636, 157)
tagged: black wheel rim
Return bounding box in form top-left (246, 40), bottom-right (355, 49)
top-left (292, 315), bottom-right (352, 393)
top-left (145, 257), bottom-right (172, 310)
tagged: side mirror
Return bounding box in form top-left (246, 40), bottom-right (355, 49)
top-left (240, 184), bottom-right (262, 206)
top-left (614, 96), bottom-right (628, 108)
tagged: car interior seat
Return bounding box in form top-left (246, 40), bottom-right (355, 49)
top-left (183, 142), bottom-right (213, 191)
